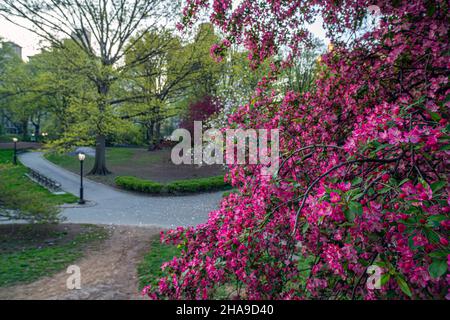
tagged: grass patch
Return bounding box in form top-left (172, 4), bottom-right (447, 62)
top-left (0, 224), bottom-right (108, 287)
top-left (45, 148), bottom-right (161, 172)
top-left (115, 175), bottom-right (231, 195)
top-left (0, 150), bottom-right (77, 206)
top-left (44, 147), bottom-right (225, 186)
top-left (137, 238), bottom-right (180, 291)
top-left (45, 151), bottom-right (88, 173)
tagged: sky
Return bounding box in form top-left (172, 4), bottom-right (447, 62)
top-left (0, 5), bottom-right (329, 60)
top-left (0, 17), bottom-right (41, 59)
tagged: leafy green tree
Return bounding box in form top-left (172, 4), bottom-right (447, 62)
top-left (122, 28), bottom-right (210, 150)
top-left (0, 0), bottom-right (176, 175)
top-left (0, 41), bottom-right (30, 139)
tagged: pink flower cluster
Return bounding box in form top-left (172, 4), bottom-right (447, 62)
top-left (146, 0), bottom-right (450, 300)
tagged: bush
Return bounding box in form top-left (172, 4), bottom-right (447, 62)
top-left (166, 176), bottom-right (230, 193)
top-left (115, 175), bottom-right (231, 194)
top-left (146, 0), bottom-right (450, 301)
top-left (115, 176), bottom-right (163, 194)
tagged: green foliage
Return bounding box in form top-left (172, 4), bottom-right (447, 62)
top-left (0, 224), bottom-right (108, 287)
top-left (45, 147), bottom-right (162, 173)
top-left (222, 189), bottom-right (239, 198)
top-left (115, 175), bottom-right (231, 194)
top-left (0, 150), bottom-right (77, 223)
top-left (429, 260), bottom-right (447, 279)
top-left (166, 175), bottom-right (231, 193)
top-left (137, 238), bottom-right (180, 290)
top-left (115, 176), bottom-right (164, 193)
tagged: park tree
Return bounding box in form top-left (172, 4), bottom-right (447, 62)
top-left (0, 39), bottom-right (95, 143)
top-left (180, 95), bottom-right (221, 135)
top-left (0, 0), bottom-right (176, 175)
top-left (0, 42), bottom-right (31, 139)
top-left (185, 23), bottom-right (225, 100)
top-left (122, 29), bottom-right (201, 150)
top-left (122, 23), bottom-right (231, 150)
top-left (27, 40), bottom-right (108, 148)
top-left (145, 0), bottom-right (450, 300)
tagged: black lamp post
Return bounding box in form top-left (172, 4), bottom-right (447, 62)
top-left (78, 153), bottom-right (86, 205)
top-left (12, 137), bottom-right (18, 165)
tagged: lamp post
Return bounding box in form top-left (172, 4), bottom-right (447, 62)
top-left (12, 137), bottom-right (18, 165)
top-left (78, 153), bottom-right (86, 205)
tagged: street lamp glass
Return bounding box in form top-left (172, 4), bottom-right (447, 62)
top-left (12, 138), bottom-right (18, 142)
top-left (78, 153), bottom-right (86, 161)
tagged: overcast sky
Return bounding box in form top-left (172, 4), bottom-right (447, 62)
top-left (0, 17), bottom-right (42, 59)
top-left (0, 10), bottom-right (329, 60)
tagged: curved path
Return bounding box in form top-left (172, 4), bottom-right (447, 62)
top-left (19, 152), bottom-right (223, 228)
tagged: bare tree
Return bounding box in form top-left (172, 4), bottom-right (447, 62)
top-left (0, 0), bottom-right (176, 175)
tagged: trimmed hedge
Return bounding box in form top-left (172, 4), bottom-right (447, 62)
top-left (115, 175), bottom-right (231, 195)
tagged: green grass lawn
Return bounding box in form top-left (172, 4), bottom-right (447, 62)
top-left (137, 237), bottom-right (180, 291)
top-left (45, 147), bottom-right (225, 185)
top-left (0, 150), bottom-right (77, 205)
top-left (0, 224), bottom-right (108, 287)
top-left (45, 147), bottom-right (162, 173)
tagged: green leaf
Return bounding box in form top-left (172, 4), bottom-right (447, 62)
top-left (429, 111), bottom-right (441, 122)
top-left (378, 187), bottom-right (391, 194)
top-left (374, 261), bottom-right (387, 268)
top-left (427, 215), bottom-right (447, 223)
top-left (352, 177), bottom-right (362, 186)
top-left (424, 229), bottom-right (440, 244)
top-left (302, 222), bottom-right (309, 234)
top-left (428, 250), bottom-right (448, 259)
top-left (429, 260), bottom-right (447, 279)
top-left (395, 275), bottom-right (412, 298)
top-left (380, 273), bottom-right (390, 286)
top-left (418, 177), bottom-right (430, 191)
top-left (430, 181), bottom-right (446, 193)
top-left (426, 2), bottom-right (436, 16)
top-left (351, 192), bottom-right (365, 201)
top-left (349, 201), bottom-right (363, 216)
top-left (344, 209), bottom-right (355, 222)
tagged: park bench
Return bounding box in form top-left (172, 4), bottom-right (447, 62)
top-left (25, 169), bottom-right (66, 195)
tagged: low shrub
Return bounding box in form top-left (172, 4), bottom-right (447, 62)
top-left (115, 176), bottom-right (163, 194)
top-left (166, 176), bottom-right (230, 193)
top-left (115, 175), bottom-right (231, 195)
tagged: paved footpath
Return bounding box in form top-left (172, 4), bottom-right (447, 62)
top-left (19, 152), bottom-right (223, 228)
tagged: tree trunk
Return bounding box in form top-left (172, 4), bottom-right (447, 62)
top-left (34, 125), bottom-right (40, 142)
top-left (89, 81), bottom-right (111, 175)
top-left (147, 121), bottom-right (156, 151)
top-left (21, 120), bottom-right (28, 141)
top-left (89, 134), bottom-right (111, 175)
top-left (155, 121), bottom-right (161, 144)
top-left (33, 114), bottom-right (41, 141)
top-left (33, 123), bottom-right (40, 141)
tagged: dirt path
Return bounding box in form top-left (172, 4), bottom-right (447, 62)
top-left (0, 225), bottom-right (161, 300)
